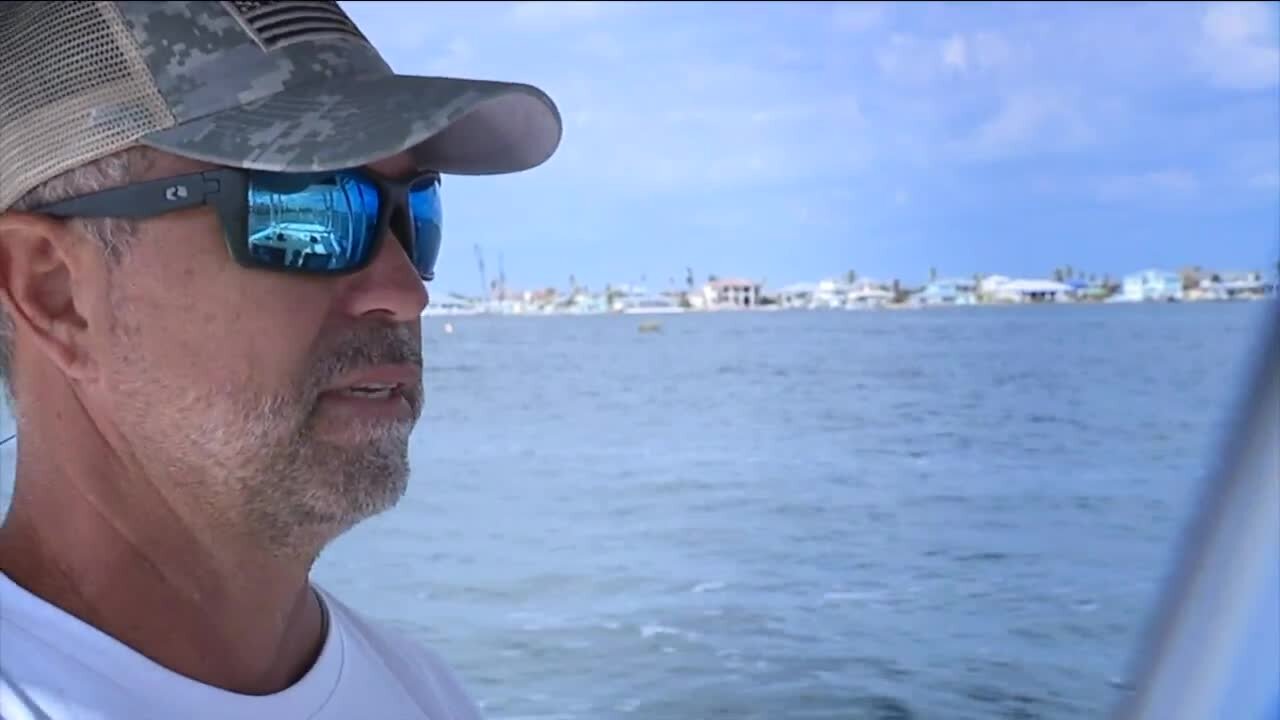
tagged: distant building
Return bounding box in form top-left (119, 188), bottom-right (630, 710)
top-left (1122, 269), bottom-right (1183, 302)
top-left (773, 282), bottom-right (817, 309)
top-left (917, 277), bottom-right (978, 306)
top-left (977, 275), bottom-right (1013, 302)
top-left (564, 292), bottom-right (609, 314)
top-left (613, 292), bottom-right (683, 314)
top-left (847, 279), bottom-right (894, 308)
top-left (705, 278), bottom-right (762, 308)
top-left (991, 279), bottom-right (1075, 303)
top-left (1073, 279), bottom-right (1114, 302)
top-left (813, 279), bottom-right (853, 309)
top-left (1193, 271), bottom-right (1275, 301)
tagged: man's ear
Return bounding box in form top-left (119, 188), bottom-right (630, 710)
top-left (0, 211), bottom-right (106, 382)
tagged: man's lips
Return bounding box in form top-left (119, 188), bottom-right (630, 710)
top-left (319, 364), bottom-right (424, 415)
top-left (324, 364), bottom-right (421, 393)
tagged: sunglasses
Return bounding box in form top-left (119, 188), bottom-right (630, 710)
top-left (32, 167), bottom-right (443, 281)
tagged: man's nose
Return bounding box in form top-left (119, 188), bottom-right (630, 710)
top-left (339, 229), bottom-right (429, 322)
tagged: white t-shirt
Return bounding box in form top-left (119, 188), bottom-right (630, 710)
top-left (0, 571), bottom-right (483, 720)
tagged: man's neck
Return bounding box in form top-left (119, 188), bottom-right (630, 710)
top-left (0, 434), bottom-right (329, 695)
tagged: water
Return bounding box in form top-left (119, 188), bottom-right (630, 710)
top-left (1, 301), bottom-right (1273, 719)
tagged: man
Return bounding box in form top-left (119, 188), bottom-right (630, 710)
top-left (0, 2), bottom-right (561, 718)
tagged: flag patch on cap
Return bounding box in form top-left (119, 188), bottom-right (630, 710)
top-left (223, 1), bottom-right (368, 51)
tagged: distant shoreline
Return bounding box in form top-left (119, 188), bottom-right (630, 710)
top-left (422, 297), bottom-right (1276, 318)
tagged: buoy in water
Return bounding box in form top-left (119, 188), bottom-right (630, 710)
top-left (443, 322), bottom-right (454, 334)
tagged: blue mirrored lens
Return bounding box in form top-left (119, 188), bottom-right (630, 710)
top-left (409, 178), bottom-right (442, 281)
top-left (246, 172), bottom-right (379, 272)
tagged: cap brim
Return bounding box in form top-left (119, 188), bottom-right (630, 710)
top-left (136, 74), bottom-right (562, 176)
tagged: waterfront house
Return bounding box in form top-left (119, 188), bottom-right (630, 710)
top-left (813, 279), bottom-right (853, 309)
top-left (613, 292), bottom-right (683, 314)
top-left (916, 277), bottom-right (978, 306)
top-left (774, 282), bottom-right (817, 309)
top-left (1122, 269), bottom-right (1184, 302)
top-left (847, 279), bottom-right (894, 308)
top-left (1193, 271), bottom-right (1276, 301)
top-left (1187, 280), bottom-right (1230, 302)
top-left (977, 274), bottom-right (1012, 303)
top-left (1221, 274), bottom-right (1274, 300)
top-left (704, 278), bottom-right (763, 308)
top-left (563, 291), bottom-right (610, 314)
top-left (1072, 279), bottom-right (1114, 302)
top-left (608, 284), bottom-right (656, 312)
top-left (991, 278), bottom-right (1075, 303)
top-left (420, 298), bottom-right (484, 316)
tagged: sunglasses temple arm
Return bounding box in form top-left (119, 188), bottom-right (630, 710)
top-left (32, 172), bottom-right (225, 220)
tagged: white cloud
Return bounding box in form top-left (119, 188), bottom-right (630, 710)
top-left (942, 34), bottom-right (968, 71)
top-left (1250, 170), bottom-right (1280, 189)
top-left (690, 208), bottom-right (751, 230)
top-left (955, 91), bottom-right (1096, 161)
top-left (506, 1), bottom-right (627, 28)
top-left (340, 2), bottom-right (486, 53)
top-left (876, 33), bottom-right (937, 83)
top-left (885, 30), bottom-right (1012, 82)
top-left (577, 31), bottom-right (624, 61)
top-left (426, 37), bottom-right (474, 74)
top-left (832, 2), bottom-right (887, 33)
top-left (1097, 170), bottom-right (1199, 201)
top-left (546, 92), bottom-right (873, 195)
top-left (1195, 1), bottom-right (1280, 90)
top-left (747, 96), bottom-right (863, 127)
top-left (341, 5), bottom-right (436, 52)
top-left (941, 32), bottom-right (1011, 74)
top-left (970, 32), bottom-right (1013, 69)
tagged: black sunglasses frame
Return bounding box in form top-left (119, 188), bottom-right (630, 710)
top-left (32, 167), bottom-right (442, 282)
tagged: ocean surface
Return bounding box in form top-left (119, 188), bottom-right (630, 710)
top-left (2, 301), bottom-right (1274, 719)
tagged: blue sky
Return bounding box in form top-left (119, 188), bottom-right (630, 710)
top-left (340, 1), bottom-right (1280, 295)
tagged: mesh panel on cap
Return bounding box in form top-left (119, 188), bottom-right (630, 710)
top-left (0, 1), bottom-right (175, 211)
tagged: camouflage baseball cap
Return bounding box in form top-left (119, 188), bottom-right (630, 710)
top-left (0, 1), bottom-right (563, 211)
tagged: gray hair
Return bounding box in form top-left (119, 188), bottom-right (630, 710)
top-left (0, 145), bottom-right (156, 402)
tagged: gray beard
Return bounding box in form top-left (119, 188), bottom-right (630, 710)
top-left (233, 394), bottom-right (414, 553)
top-left (105, 320), bottom-right (423, 557)
top-left (114, 376), bottom-right (416, 558)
